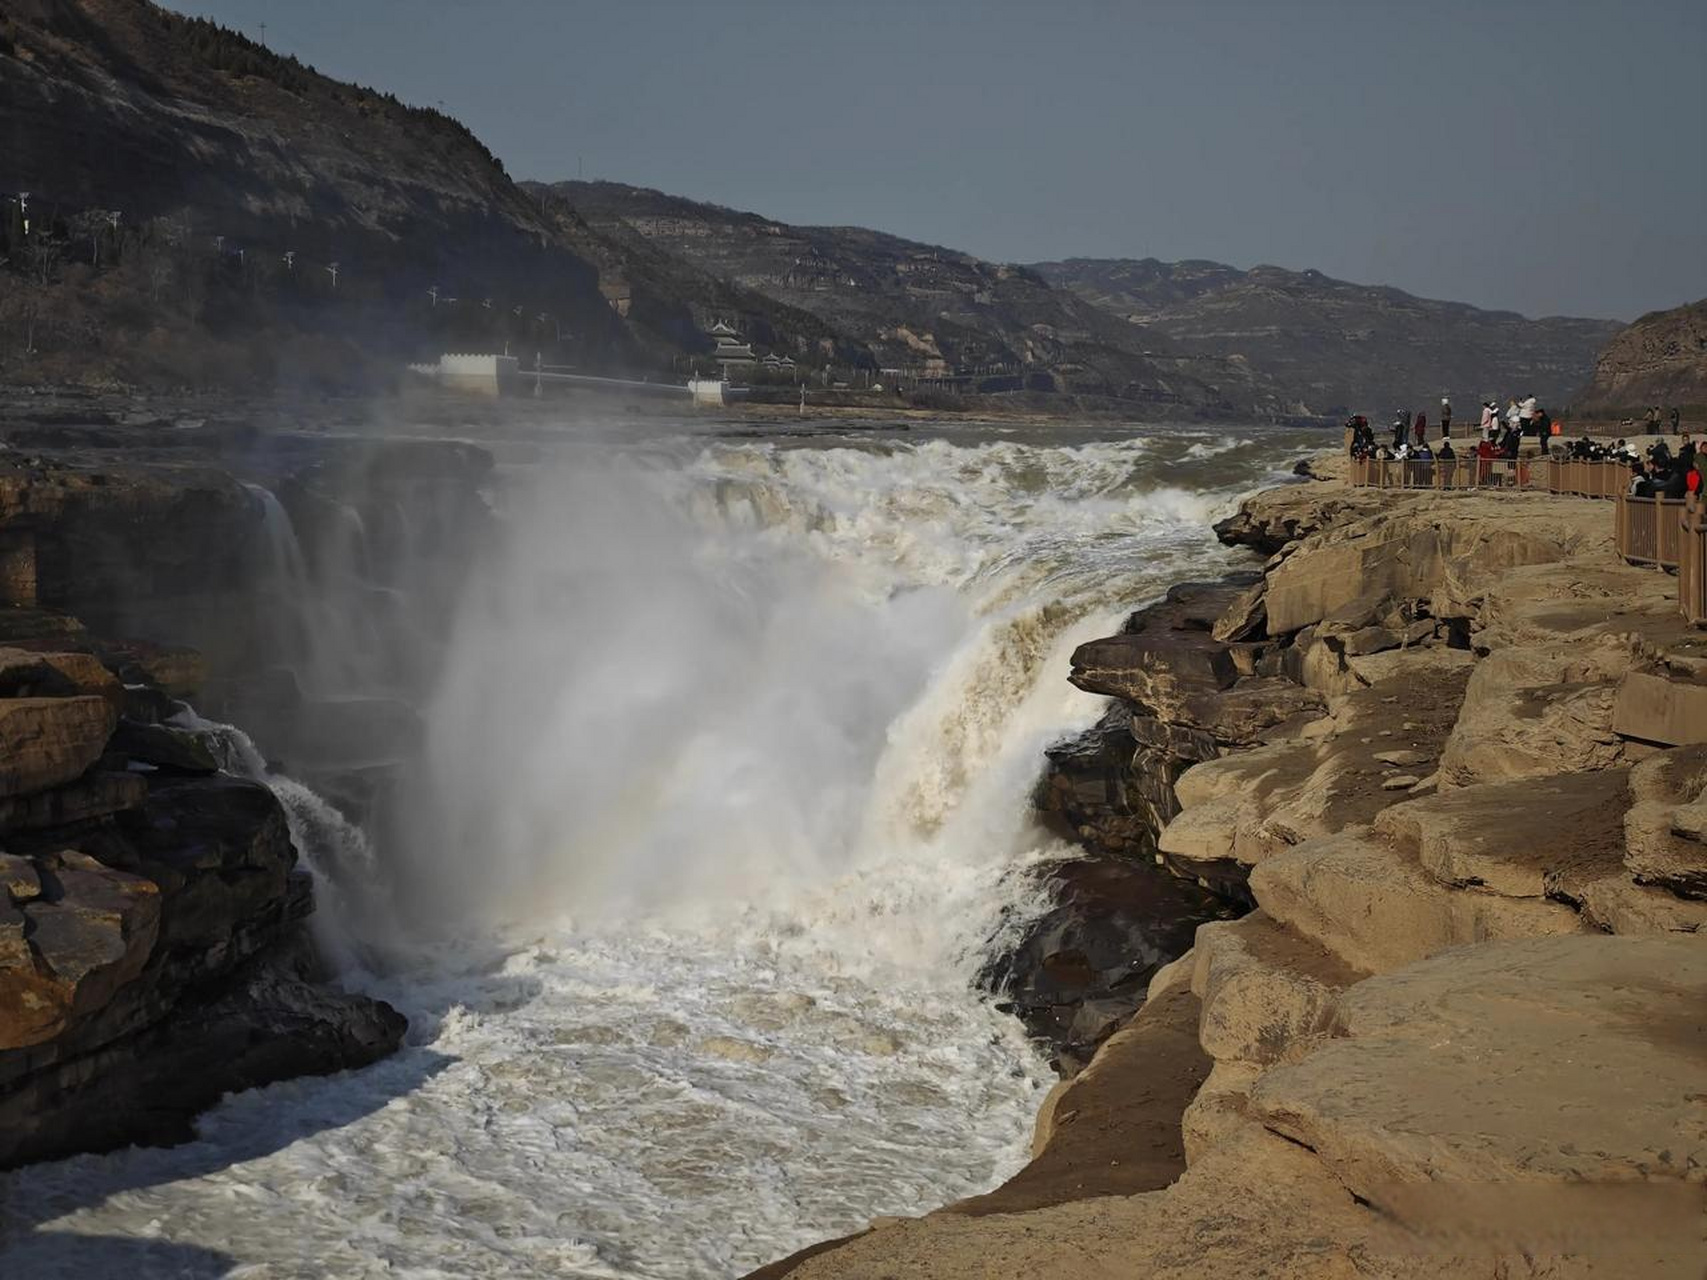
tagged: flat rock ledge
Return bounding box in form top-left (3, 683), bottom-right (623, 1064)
top-left (753, 464), bottom-right (1707, 1277)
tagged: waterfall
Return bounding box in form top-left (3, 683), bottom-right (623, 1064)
top-left (0, 424), bottom-right (1323, 1280)
top-left (172, 709), bottom-right (386, 973)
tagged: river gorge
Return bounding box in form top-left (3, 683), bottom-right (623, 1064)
top-left (0, 410), bottom-right (1320, 1277)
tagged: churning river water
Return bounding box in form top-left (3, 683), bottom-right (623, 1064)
top-left (0, 415), bottom-right (1319, 1278)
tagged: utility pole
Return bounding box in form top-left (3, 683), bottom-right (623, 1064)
top-left (259, 21), bottom-right (267, 47)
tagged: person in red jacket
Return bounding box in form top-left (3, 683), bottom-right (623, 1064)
top-left (1413, 410), bottom-right (1427, 446)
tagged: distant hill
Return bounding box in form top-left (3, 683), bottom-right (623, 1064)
top-left (0, 1), bottom-right (1630, 418)
top-left (1573, 299), bottom-right (1707, 413)
top-left (1032, 257), bottom-right (1620, 416)
top-left (0, 0), bottom-right (645, 388)
top-left (542, 181), bottom-right (1286, 418)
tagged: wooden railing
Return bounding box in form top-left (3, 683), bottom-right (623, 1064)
top-left (1615, 493), bottom-right (1687, 569)
top-left (1349, 456), bottom-right (1542, 490)
top-left (1681, 497), bottom-right (1707, 627)
top-left (1545, 458), bottom-right (1630, 499)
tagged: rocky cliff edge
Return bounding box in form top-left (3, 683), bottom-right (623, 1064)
top-left (756, 457), bottom-right (1707, 1276)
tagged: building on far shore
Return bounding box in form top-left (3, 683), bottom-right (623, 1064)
top-left (707, 320), bottom-right (756, 374)
top-left (407, 352), bottom-right (520, 396)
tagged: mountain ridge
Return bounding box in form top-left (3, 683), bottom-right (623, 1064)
top-left (0, 1), bottom-right (1635, 417)
top-left (1031, 256), bottom-right (1619, 414)
top-left (1572, 298), bottom-right (1707, 411)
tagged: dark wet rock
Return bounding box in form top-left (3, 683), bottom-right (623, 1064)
top-left (981, 857), bottom-right (1239, 1073)
top-left (111, 719), bottom-right (220, 775)
top-left (0, 934), bottom-right (404, 1168)
top-left (1210, 579), bottom-right (1267, 644)
top-left (0, 770), bottom-right (148, 834)
top-left (1035, 705), bottom-right (1153, 858)
top-left (0, 699), bottom-right (404, 1168)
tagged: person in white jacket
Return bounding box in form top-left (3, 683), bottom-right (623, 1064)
top-left (1505, 399), bottom-right (1522, 433)
top-left (1480, 401), bottom-right (1496, 440)
top-left (1520, 395), bottom-right (1538, 437)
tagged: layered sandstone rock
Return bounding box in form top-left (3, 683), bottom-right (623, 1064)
top-left (0, 642), bottom-right (406, 1167)
top-left (0, 418), bottom-right (501, 1169)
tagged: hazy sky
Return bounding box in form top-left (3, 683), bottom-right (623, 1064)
top-left (162, 0), bottom-right (1704, 321)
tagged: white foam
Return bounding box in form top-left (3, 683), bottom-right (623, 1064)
top-left (0, 425), bottom-right (1310, 1278)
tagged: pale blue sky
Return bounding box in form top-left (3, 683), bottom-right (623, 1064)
top-left (162, 0), bottom-right (1704, 321)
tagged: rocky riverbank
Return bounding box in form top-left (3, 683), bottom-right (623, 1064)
top-left (0, 398), bottom-right (494, 1168)
top-left (753, 452), bottom-right (1707, 1276)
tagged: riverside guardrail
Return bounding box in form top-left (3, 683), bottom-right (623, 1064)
top-left (1349, 456), bottom-right (1542, 490)
top-left (1681, 497), bottom-right (1707, 627)
top-left (1545, 458), bottom-right (1630, 499)
top-left (1615, 493), bottom-right (1687, 569)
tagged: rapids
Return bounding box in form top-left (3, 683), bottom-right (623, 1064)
top-left (0, 420), bottom-right (1318, 1278)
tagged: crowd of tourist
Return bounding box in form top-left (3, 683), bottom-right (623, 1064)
top-left (1620, 433), bottom-right (1703, 498)
top-left (1348, 397), bottom-right (1694, 473)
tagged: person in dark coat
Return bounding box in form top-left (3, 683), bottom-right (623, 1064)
top-left (1413, 411), bottom-right (1427, 446)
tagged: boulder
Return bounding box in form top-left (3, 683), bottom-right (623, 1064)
top-left (110, 718), bottom-right (220, 774)
top-left (1623, 747), bottom-right (1707, 898)
top-left (979, 856), bottom-right (1233, 1069)
top-left (1249, 828), bottom-right (1587, 975)
top-left (1190, 911), bottom-right (1364, 1065)
top-left (0, 647), bottom-right (120, 707)
top-left (1372, 769), bottom-right (1630, 899)
top-left (1172, 676), bottom-right (1325, 746)
top-left (0, 850), bottom-right (160, 1050)
top-left (1069, 628), bottom-right (1237, 713)
top-left (1575, 870), bottom-right (1707, 935)
top-left (1262, 503), bottom-right (1599, 636)
top-left (1612, 669), bottom-right (1707, 746)
top-left (1249, 936), bottom-right (1707, 1194)
top-left (1439, 638), bottom-right (1636, 786)
top-left (0, 935), bottom-right (404, 1167)
top-left (1179, 1057), bottom-right (1263, 1164)
top-left (38, 651), bottom-right (124, 710)
top-left (1157, 665), bottom-right (1470, 881)
top-left (1210, 578), bottom-right (1266, 643)
top-left (1033, 706), bottom-right (1154, 858)
top-left (0, 770), bottom-right (147, 833)
top-left (0, 695), bottom-right (116, 798)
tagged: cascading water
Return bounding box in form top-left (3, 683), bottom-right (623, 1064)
top-left (171, 709), bottom-right (387, 974)
top-left (0, 420), bottom-right (1317, 1279)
